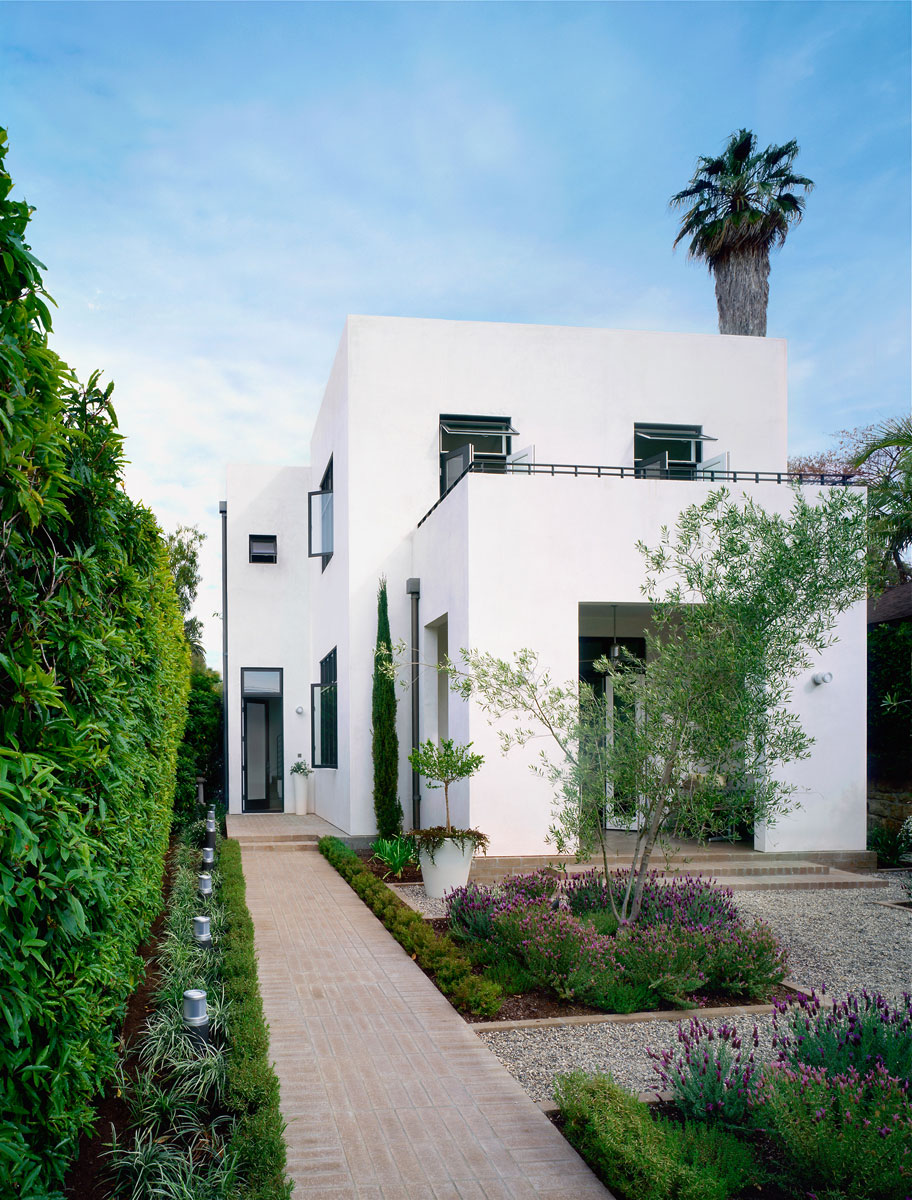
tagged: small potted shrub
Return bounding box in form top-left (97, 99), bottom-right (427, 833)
top-left (290, 758), bottom-right (312, 815)
top-left (408, 739), bottom-right (489, 898)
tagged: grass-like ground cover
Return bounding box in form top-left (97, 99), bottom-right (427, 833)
top-left (90, 827), bottom-right (291, 1200)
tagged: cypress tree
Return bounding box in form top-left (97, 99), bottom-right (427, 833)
top-left (372, 578), bottom-right (402, 836)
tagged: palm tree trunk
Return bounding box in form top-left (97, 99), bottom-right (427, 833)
top-left (713, 249), bottom-right (770, 336)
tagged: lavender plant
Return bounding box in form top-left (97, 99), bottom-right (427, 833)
top-left (771, 990), bottom-right (912, 1082)
top-left (753, 1061), bottom-right (912, 1198)
top-left (649, 1019), bottom-right (762, 1125)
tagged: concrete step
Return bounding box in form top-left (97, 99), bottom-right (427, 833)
top-left (699, 869), bottom-right (887, 891)
top-left (235, 840), bottom-right (319, 853)
top-left (232, 831), bottom-right (319, 843)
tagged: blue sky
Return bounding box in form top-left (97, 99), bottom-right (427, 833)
top-left (3, 1), bottom-right (910, 665)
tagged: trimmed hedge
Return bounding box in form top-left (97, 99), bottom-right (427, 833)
top-left (318, 837), bottom-right (502, 1016)
top-left (555, 1073), bottom-right (757, 1200)
top-left (219, 838), bottom-right (291, 1200)
top-left (0, 129), bottom-right (189, 1196)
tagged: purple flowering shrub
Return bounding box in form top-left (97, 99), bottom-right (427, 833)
top-left (772, 990), bottom-right (912, 1082)
top-left (446, 882), bottom-right (505, 942)
top-left (754, 1061), bottom-right (912, 1198)
top-left (492, 901), bottom-right (608, 1000)
top-left (648, 1019), bottom-right (762, 1125)
top-left (700, 920), bottom-right (788, 1000)
top-left (565, 869), bottom-right (740, 930)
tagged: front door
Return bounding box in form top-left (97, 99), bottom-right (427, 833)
top-left (241, 668), bottom-right (284, 812)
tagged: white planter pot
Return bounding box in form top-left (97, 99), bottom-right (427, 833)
top-left (291, 774), bottom-right (310, 816)
top-left (418, 839), bottom-right (475, 900)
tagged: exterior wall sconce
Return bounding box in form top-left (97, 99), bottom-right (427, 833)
top-left (295, 705), bottom-right (304, 715)
top-left (812, 672), bottom-right (833, 686)
top-left (198, 873), bottom-right (212, 897)
top-left (193, 915), bottom-right (212, 950)
top-left (183, 988), bottom-right (209, 1045)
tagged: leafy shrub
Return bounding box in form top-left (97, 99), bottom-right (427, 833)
top-left (318, 836), bottom-right (502, 1017)
top-left (771, 989), bottom-right (912, 1081)
top-left (555, 1072), bottom-right (758, 1200)
top-left (173, 668), bottom-right (223, 829)
top-left (565, 869), bottom-right (740, 930)
top-left (447, 881), bottom-right (506, 941)
top-left (0, 129), bottom-right (189, 1195)
top-left (753, 1062), bottom-right (912, 1198)
top-left (649, 1019), bottom-right (762, 1125)
top-left (482, 958), bottom-right (539, 996)
top-left (868, 823), bottom-right (912, 868)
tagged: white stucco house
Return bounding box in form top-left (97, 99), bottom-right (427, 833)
top-left (220, 315), bottom-right (866, 859)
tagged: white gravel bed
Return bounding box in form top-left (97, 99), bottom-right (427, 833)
top-left (395, 884), bottom-right (447, 917)
top-left (476, 877), bottom-right (912, 1104)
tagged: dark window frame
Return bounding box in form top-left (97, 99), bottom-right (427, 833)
top-left (240, 666), bottom-right (284, 812)
top-left (439, 413), bottom-right (517, 497)
top-left (311, 647), bottom-right (338, 769)
top-left (634, 423), bottom-right (709, 479)
top-left (249, 534), bottom-right (278, 564)
top-left (308, 456), bottom-right (334, 571)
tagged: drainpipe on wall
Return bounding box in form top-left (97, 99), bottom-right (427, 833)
top-left (406, 577), bottom-right (421, 830)
top-left (219, 501), bottom-right (229, 814)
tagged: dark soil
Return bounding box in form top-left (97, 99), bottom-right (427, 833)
top-left (356, 848), bottom-right (423, 884)
top-left (549, 1105), bottom-right (803, 1200)
top-left (62, 841), bottom-right (179, 1200)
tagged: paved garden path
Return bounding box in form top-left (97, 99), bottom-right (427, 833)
top-left (239, 846), bottom-right (613, 1200)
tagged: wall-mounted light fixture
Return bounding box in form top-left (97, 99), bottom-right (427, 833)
top-left (295, 705), bottom-right (304, 715)
top-left (183, 988), bottom-right (209, 1045)
top-left (193, 915), bottom-right (212, 950)
top-left (812, 672), bottom-right (833, 686)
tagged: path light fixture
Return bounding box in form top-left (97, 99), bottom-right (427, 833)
top-left (201, 846), bottom-right (215, 867)
top-left (198, 873), bottom-right (212, 898)
top-left (204, 818), bottom-right (216, 850)
top-left (193, 915), bottom-right (213, 950)
top-left (182, 988), bottom-right (209, 1046)
top-left (812, 672), bottom-right (833, 686)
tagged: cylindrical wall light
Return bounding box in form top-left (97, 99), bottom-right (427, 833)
top-left (183, 988), bottom-right (209, 1045)
top-left (198, 873), bottom-right (212, 897)
top-left (812, 672), bottom-right (833, 686)
top-left (193, 915), bottom-right (212, 950)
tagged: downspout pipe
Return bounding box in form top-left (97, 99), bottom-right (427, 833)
top-left (405, 577), bottom-right (421, 830)
top-left (219, 501), bottom-right (229, 815)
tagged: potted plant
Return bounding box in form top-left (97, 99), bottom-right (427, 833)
top-left (407, 739), bottom-right (489, 898)
top-left (290, 758), bottom-right (312, 815)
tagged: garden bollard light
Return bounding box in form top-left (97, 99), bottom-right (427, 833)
top-left (198, 872), bottom-right (212, 898)
top-left (201, 846), bottom-right (215, 867)
top-left (204, 817), bottom-right (216, 850)
top-left (193, 915), bottom-right (213, 950)
top-left (182, 988), bottom-right (209, 1046)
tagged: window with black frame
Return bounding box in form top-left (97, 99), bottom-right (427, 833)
top-left (308, 457), bottom-right (333, 570)
top-left (634, 423), bottom-right (717, 479)
top-left (311, 647), bottom-right (338, 768)
top-left (438, 414), bottom-right (519, 496)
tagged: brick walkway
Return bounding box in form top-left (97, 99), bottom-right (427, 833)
top-left (239, 846), bottom-right (613, 1199)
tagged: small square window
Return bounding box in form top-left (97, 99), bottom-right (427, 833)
top-left (249, 535), bottom-right (277, 564)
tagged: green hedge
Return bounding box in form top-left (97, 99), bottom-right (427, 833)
top-left (0, 128), bottom-right (190, 1195)
top-left (554, 1073), bottom-right (757, 1200)
top-left (219, 838), bottom-right (290, 1200)
top-left (318, 836), bottom-right (502, 1016)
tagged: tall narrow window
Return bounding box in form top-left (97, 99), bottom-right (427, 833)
top-left (249, 534), bottom-right (277, 563)
top-left (439, 415), bottom-right (519, 496)
top-left (308, 457), bottom-right (333, 570)
top-left (311, 647), bottom-right (338, 768)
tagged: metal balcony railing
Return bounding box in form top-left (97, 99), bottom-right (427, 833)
top-left (417, 459), bottom-right (860, 528)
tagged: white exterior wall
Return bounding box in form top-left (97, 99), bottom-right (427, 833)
top-left (224, 315), bottom-right (866, 856)
top-left (225, 463), bottom-right (311, 815)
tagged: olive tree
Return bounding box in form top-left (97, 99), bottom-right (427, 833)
top-left (447, 487), bottom-right (866, 923)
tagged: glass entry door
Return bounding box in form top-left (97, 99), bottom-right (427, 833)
top-left (241, 668), bottom-right (284, 812)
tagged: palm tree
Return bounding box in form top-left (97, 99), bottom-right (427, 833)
top-left (670, 129), bottom-right (814, 336)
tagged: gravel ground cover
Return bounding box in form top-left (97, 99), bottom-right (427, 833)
top-left (474, 874), bottom-right (912, 1102)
